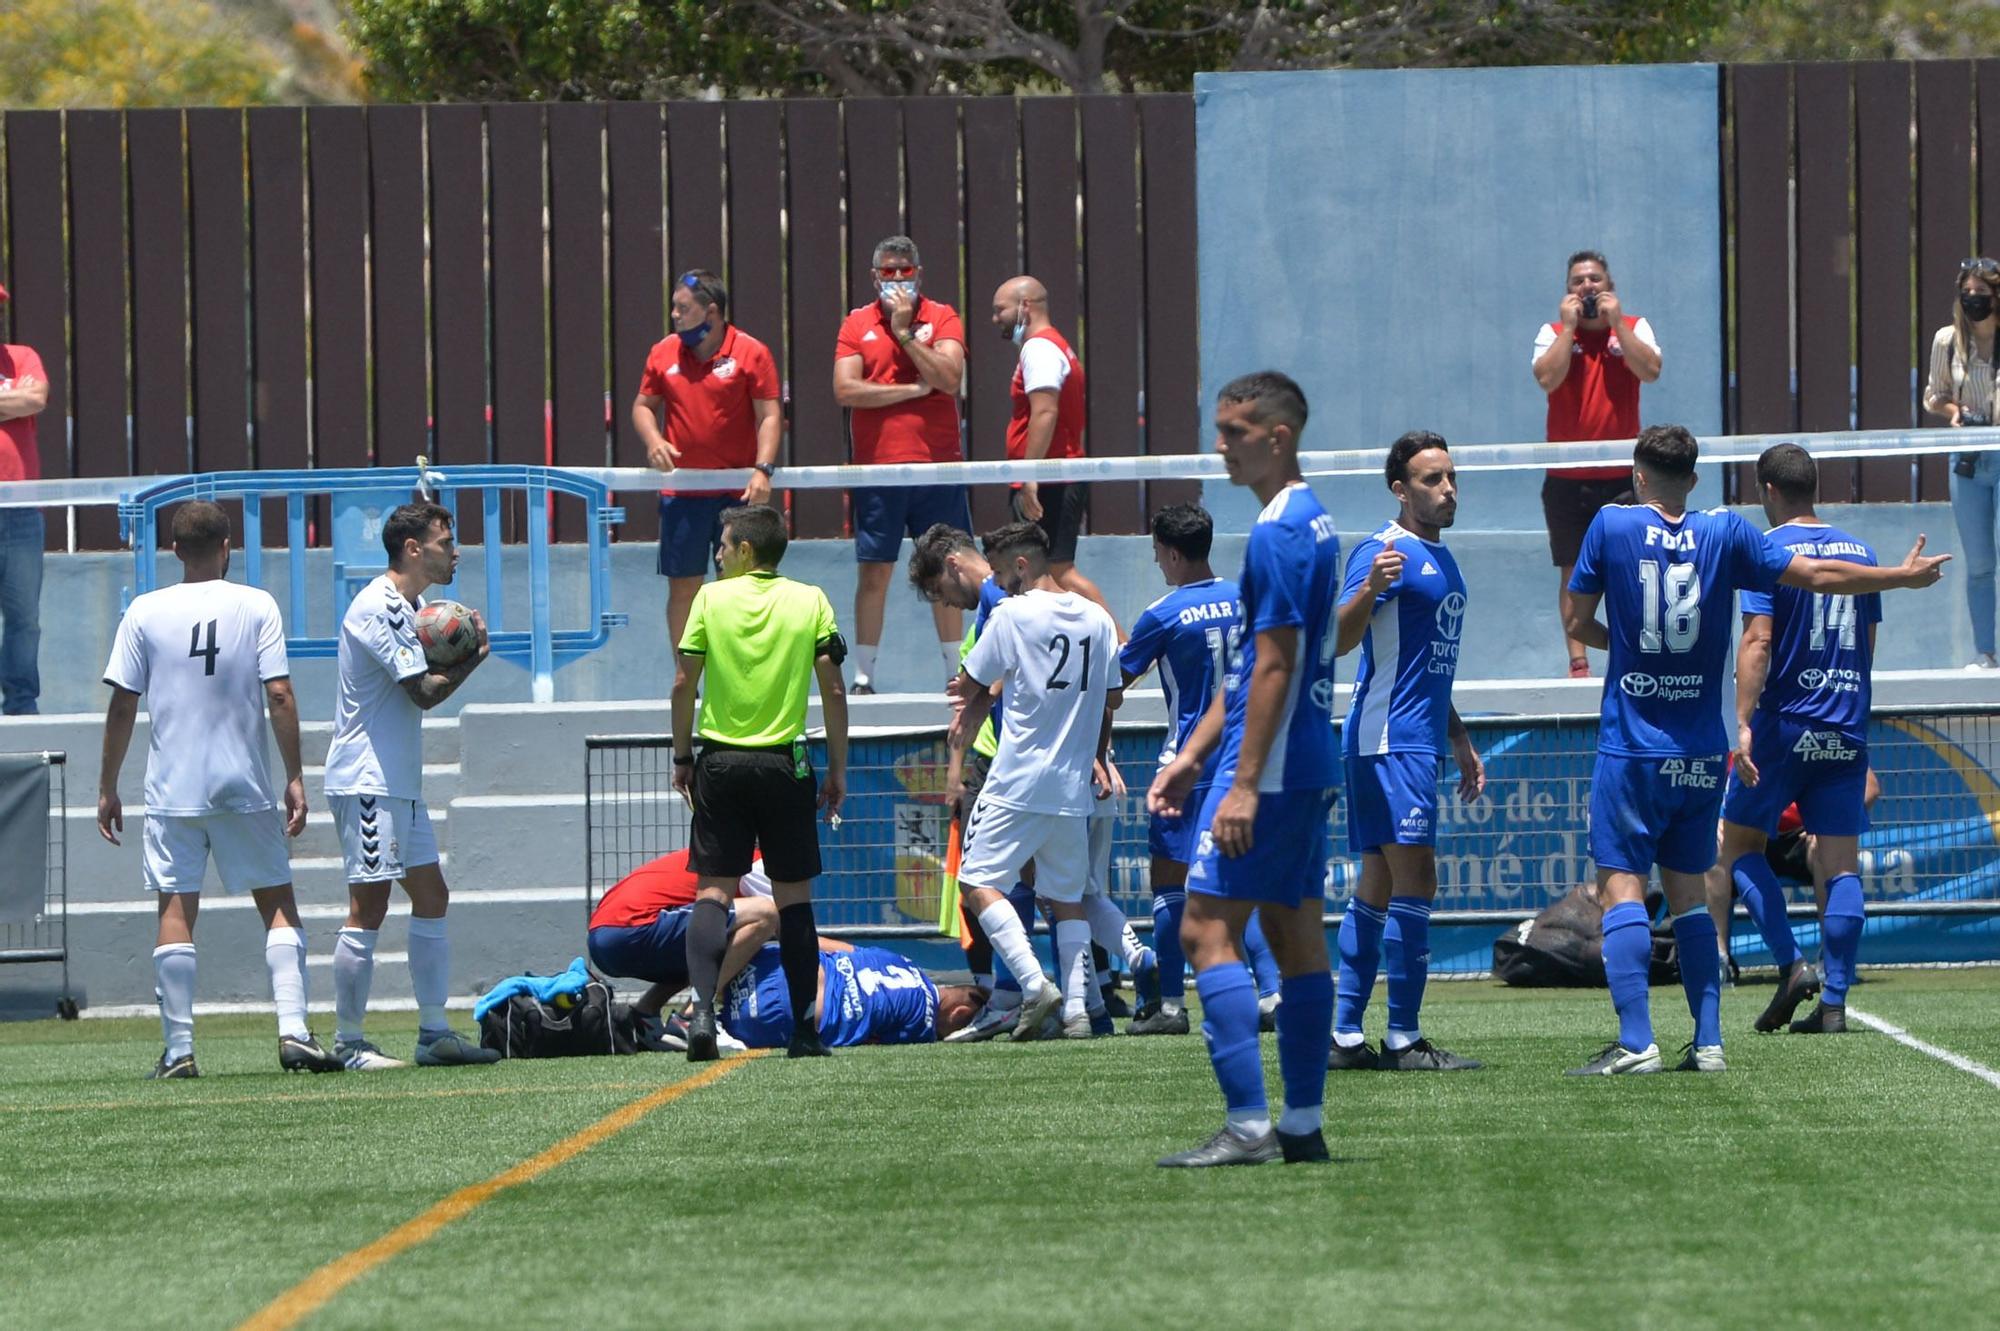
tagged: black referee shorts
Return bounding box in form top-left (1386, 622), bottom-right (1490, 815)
top-left (1541, 473), bottom-right (1628, 567)
top-left (1012, 482), bottom-right (1089, 564)
top-left (688, 745), bottom-right (822, 883)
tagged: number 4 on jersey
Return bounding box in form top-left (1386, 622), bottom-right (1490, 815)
top-left (188, 619), bottom-right (220, 676)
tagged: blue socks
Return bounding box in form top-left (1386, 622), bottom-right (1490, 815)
top-left (1671, 908), bottom-right (1723, 1048)
top-left (1384, 896), bottom-right (1432, 1044)
top-left (1241, 912), bottom-right (1280, 1000)
top-left (1152, 888), bottom-right (1186, 1003)
top-left (1602, 900), bottom-right (1654, 1052)
top-left (1335, 898), bottom-right (1387, 1037)
top-left (1195, 963), bottom-right (1265, 1115)
top-left (1821, 873), bottom-right (1865, 1006)
top-left (1731, 852), bottom-right (1800, 968)
top-left (1275, 971), bottom-right (1332, 1123)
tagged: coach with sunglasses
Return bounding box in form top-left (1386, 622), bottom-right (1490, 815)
top-left (833, 235), bottom-right (970, 693)
top-left (1924, 255), bottom-right (2000, 670)
top-left (633, 269), bottom-right (784, 653)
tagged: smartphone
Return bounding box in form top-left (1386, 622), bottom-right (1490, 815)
top-left (1580, 294), bottom-right (1599, 320)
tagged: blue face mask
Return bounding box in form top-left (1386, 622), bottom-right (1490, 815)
top-left (676, 321), bottom-right (712, 350)
top-left (879, 279), bottom-right (918, 306)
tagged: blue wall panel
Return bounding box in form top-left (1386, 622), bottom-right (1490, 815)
top-left (1195, 65), bottom-right (1725, 538)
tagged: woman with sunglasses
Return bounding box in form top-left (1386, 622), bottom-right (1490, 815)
top-left (1924, 256), bottom-right (2000, 669)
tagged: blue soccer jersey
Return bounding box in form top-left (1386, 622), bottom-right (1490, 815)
top-left (973, 574), bottom-right (1007, 638)
top-left (1569, 504), bottom-right (1793, 758)
top-left (1343, 522), bottom-right (1467, 757)
top-left (722, 945), bottom-right (939, 1048)
top-left (1215, 483), bottom-right (1343, 793)
top-left (1120, 577), bottom-right (1242, 776)
top-left (1741, 521), bottom-right (1882, 740)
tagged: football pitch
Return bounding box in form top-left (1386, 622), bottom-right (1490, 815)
top-left (5, 971), bottom-right (2000, 1331)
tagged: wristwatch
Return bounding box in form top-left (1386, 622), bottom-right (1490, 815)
top-left (897, 330), bottom-right (916, 346)
top-left (753, 462), bottom-right (776, 478)
top-left (673, 753), bottom-right (694, 767)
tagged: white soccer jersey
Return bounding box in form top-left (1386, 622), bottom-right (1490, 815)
top-left (102, 580), bottom-right (289, 816)
top-left (323, 574), bottom-right (428, 799)
top-left (961, 588), bottom-right (1119, 815)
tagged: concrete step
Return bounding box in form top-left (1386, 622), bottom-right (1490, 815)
top-left (38, 885), bottom-right (590, 1011)
top-left (63, 802), bottom-right (456, 903)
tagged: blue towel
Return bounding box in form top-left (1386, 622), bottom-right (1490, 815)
top-left (473, 957), bottom-right (592, 1021)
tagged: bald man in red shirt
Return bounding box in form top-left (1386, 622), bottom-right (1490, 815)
top-left (0, 281), bottom-right (49, 715)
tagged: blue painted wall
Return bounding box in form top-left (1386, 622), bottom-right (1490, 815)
top-left (1194, 65), bottom-right (1726, 540)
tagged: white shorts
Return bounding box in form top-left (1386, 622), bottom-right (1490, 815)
top-left (329, 794), bottom-right (439, 884)
top-left (143, 811), bottom-right (292, 895)
top-left (959, 797), bottom-right (1088, 903)
top-left (1087, 811), bottom-right (1114, 897)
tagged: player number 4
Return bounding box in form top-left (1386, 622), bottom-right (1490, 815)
top-left (188, 619), bottom-right (221, 676)
top-left (1637, 561), bottom-right (1700, 653)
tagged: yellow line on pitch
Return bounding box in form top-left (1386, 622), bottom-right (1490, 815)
top-left (236, 1051), bottom-right (766, 1331)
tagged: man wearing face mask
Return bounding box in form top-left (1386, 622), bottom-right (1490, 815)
top-left (834, 236), bottom-right (970, 692)
top-left (633, 269), bottom-right (783, 653)
top-left (993, 276), bottom-right (1114, 619)
top-left (1531, 250), bottom-right (1663, 681)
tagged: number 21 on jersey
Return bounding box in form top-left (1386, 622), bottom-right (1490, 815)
top-left (1637, 560), bottom-right (1700, 653)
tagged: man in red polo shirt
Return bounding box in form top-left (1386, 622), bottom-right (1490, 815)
top-left (1530, 250), bottom-right (1662, 678)
top-left (0, 281), bottom-right (49, 715)
top-left (632, 269), bottom-right (783, 651)
top-left (991, 275), bottom-right (1112, 617)
top-left (834, 235), bottom-right (970, 693)
top-left (587, 847), bottom-right (776, 1029)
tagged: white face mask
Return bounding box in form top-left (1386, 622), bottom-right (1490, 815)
top-left (1011, 313), bottom-right (1027, 346)
top-left (879, 279), bottom-right (918, 306)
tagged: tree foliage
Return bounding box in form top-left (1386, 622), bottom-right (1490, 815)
top-left (0, 0), bottom-right (284, 108)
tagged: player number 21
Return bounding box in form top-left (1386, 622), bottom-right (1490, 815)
top-left (1636, 561), bottom-right (1700, 653)
top-left (1046, 632), bottom-right (1092, 689)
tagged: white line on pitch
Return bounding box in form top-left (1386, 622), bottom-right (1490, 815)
top-left (1847, 1007), bottom-right (2000, 1092)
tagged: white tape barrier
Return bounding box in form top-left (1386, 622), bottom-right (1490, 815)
top-left (4, 426), bottom-right (1999, 508)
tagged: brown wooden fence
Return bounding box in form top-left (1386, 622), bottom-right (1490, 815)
top-left (0, 95), bottom-right (1200, 548)
top-left (4, 67), bottom-right (1997, 550)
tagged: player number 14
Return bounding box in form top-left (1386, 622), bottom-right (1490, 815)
top-left (1809, 593), bottom-right (1857, 651)
top-left (1637, 561), bottom-right (1700, 653)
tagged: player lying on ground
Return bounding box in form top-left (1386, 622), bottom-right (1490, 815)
top-left (1561, 426), bottom-right (1945, 1077)
top-left (721, 938), bottom-right (986, 1048)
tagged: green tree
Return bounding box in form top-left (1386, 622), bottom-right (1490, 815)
top-left (0, 0), bottom-right (282, 108)
top-left (1704, 0), bottom-right (2000, 61)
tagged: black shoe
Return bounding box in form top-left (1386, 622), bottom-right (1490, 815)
top-left (1127, 1004), bottom-right (1190, 1036)
top-left (1754, 961), bottom-right (1821, 1033)
top-left (1277, 1128), bottom-right (1330, 1164)
top-left (1327, 1039), bottom-right (1380, 1071)
top-left (787, 1025), bottom-right (833, 1058)
top-left (1257, 1004), bottom-right (1278, 1033)
top-left (1156, 1126), bottom-right (1279, 1168)
top-left (686, 1007), bottom-right (719, 1062)
top-left (1378, 1038), bottom-right (1483, 1072)
top-left (1790, 1001), bottom-right (1848, 1034)
top-left (635, 1012), bottom-right (683, 1053)
top-left (278, 1033), bottom-right (344, 1074)
top-left (148, 1050), bottom-right (199, 1080)
top-left (1103, 989), bottom-right (1132, 1019)
top-left (850, 681), bottom-right (876, 696)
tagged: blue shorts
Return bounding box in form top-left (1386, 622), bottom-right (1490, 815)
top-left (852, 484), bottom-right (972, 563)
top-left (1589, 753), bottom-right (1727, 876)
top-left (586, 903), bottom-right (733, 989)
top-left (1721, 717), bottom-right (1870, 838)
top-left (1185, 785), bottom-right (1336, 909)
top-left (658, 495), bottom-right (734, 578)
top-left (1344, 751), bottom-right (1441, 853)
top-left (1148, 784), bottom-right (1211, 866)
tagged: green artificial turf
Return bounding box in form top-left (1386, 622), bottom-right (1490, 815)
top-left (4, 971), bottom-right (1999, 1330)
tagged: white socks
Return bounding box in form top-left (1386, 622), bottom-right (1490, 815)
top-left (852, 643), bottom-right (880, 688)
top-left (153, 943), bottom-right (197, 1060)
top-left (333, 927), bottom-right (378, 1046)
top-left (1227, 1109), bottom-right (1273, 1140)
top-left (407, 915), bottom-right (451, 1036)
top-left (978, 900), bottom-right (1047, 1000)
top-left (1055, 918), bottom-right (1093, 1021)
top-left (1084, 893), bottom-right (1150, 970)
top-left (264, 926), bottom-right (310, 1041)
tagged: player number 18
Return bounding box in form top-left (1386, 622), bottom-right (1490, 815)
top-left (1637, 560), bottom-right (1700, 653)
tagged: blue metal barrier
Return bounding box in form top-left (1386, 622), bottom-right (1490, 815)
top-left (118, 466), bottom-right (629, 702)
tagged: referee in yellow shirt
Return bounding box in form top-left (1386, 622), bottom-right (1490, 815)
top-left (672, 504), bottom-right (849, 1060)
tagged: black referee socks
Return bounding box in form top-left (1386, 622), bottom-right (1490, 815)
top-left (687, 898), bottom-right (729, 1008)
top-left (778, 902), bottom-right (821, 1029)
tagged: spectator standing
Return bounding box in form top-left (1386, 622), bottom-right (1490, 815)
top-left (833, 236), bottom-right (969, 693)
top-left (991, 276), bottom-right (1114, 621)
top-left (0, 281), bottom-right (49, 714)
top-left (1531, 251), bottom-right (1662, 680)
top-left (632, 270), bottom-right (783, 653)
top-left (1922, 255), bottom-right (2000, 670)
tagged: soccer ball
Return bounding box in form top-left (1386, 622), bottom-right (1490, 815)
top-left (416, 600), bottom-right (479, 668)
